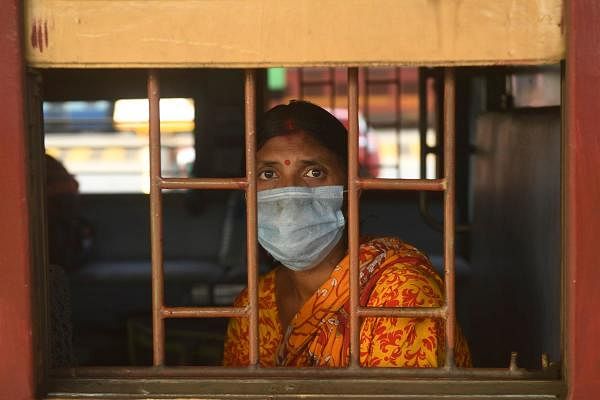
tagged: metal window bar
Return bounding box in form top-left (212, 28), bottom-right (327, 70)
top-left (52, 67), bottom-right (560, 380)
top-left (418, 67), bottom-right (436, 180)
top-left (150, 66), bottom-right (456, 369)
top-left (442, 68), bottom-right (457, 368)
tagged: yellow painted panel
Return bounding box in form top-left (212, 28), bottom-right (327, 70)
top-left (25, 0), bottom-right (564, 68)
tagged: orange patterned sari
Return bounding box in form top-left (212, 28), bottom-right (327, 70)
top-left (223, 237), bottom-right (471, 367)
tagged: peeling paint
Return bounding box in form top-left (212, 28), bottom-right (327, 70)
top-left (30, 20), bottom-right (37, 49)
top-left (30, 19), bottom-right (48, 53)
top-left (37, 20), bottom-right (44, 53)
top-left (44, 20), bottom-right (49, 48)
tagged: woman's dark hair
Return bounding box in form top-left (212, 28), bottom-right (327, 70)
top-left (257, 100), bottom-right (348, 168)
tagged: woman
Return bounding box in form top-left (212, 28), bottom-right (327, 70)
top-left (223, 101), bottom-right (470, 367)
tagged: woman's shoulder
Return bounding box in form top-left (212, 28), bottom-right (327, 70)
top-left (362, 237), bottom-right (437, 274)
top-left (361, 236), bottom-right (430, 262)
top-left (361, 237), bottom-right (444, 307)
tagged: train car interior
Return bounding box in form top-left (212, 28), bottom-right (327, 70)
top-left (39, 66), bottom-right (561, 370)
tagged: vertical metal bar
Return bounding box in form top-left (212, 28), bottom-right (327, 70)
top-left (436, 71), bottom-right (445, 179)
top-left (148, 70), bottom-right (165, 366)
top-left (418, 68), bottom-right (428, 179)
top-left (443, 68), bottom-right (456, 368)
top-left (244, 69), bottom-right (259, 367)
top-left (347, 67), bottom-right (360, 368)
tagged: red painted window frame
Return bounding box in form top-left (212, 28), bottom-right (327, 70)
top-left (565, 1), bottom-right (600, 398)
top-left (0, 0), bottom-right (36, 398)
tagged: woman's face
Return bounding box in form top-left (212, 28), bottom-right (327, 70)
top-left (256, 130), bottom-right (346, 191)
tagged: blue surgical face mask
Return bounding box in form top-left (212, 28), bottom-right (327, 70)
top-left (257, 185), bottom-right (346, 271)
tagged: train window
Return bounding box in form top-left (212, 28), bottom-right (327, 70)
top-left (37, 65), bottom-right (564, 399)
top-left (25, 2), bottom-right (565, 398)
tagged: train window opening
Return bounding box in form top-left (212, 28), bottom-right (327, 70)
top-left (36, 65), bottom-right (563, 397)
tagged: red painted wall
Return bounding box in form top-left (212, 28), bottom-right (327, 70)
top-left (0, 0), bottom-right (36, 399)
top-left (567, 1), bottom-right (600, 399)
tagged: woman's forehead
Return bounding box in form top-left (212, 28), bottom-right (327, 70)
top-left (257, 131), bottom-right (336, 162)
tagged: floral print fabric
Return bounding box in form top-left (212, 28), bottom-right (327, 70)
top-left (223, 237), bottom-right (471, 367)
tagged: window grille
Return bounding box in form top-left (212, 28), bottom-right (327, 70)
top-left (50, 67), bottom-right (561, 388)
top-left (150, 67), bottom-right (459, 372)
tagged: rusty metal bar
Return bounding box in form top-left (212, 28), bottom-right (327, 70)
top-left (347, 67), bottom-right (360, 368)
top-left (148, 70), bottom-right (165, 366)
top-left (418, 68), bottom-right (429, 180)
top-left (357, 306), bottom-right (446, 319)
top-left (244, 69), bottom-right (259, 367)
top-left (52, 366), bottom-right (560, 379)
top-left (160, 177), bottom-right (247, 190)
top-left (358, 178), bottom-right (445, 191)
top-left (161, 306), bottom-right (248, 319)
top-left (443, 67), bottom-right (457, 369)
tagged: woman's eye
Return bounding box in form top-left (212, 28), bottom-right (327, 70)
top-left (258, 170), bottom-right (278, 180)
top-left (305, 168), bottom-right (323, 178)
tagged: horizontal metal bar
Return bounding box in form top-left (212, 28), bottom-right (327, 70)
top-left (160, 177), bottom-right (247, 190)
top-left (51, 366), bottom-right (560, 380)
top-left (357, 306), bottom-right (446, 319)
top-left (161, 306), bottom-right (247, 319)
top-left (358, 178), bottom-right (446, 191)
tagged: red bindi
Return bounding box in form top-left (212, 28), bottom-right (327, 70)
top-left (284, 159), bottom-right (291, 166)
